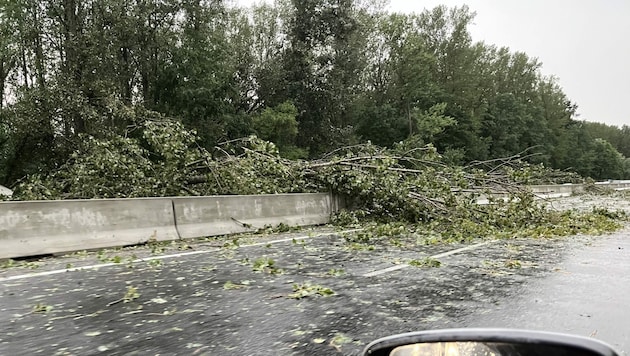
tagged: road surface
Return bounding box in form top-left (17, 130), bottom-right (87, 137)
top-left (1, 196), bottom-right (629, 355)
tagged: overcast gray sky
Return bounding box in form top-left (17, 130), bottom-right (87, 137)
top-left (238, 0), bottom-right (630, 127)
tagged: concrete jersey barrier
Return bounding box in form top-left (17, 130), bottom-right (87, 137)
top-left (529, 184), bottom-right (586, 198)
top-left (0, 198), bottom-right (178, 259)
top-left (173, 193), bottom-right (334, 239)
top-left (0, 193), bottom-right (338, 259)
top-left (0, 184), bottom-right (12, 197)
top-left (530, 181), bottom-right (630, 197)
top-left (3, 182), bottom-right (628, 260)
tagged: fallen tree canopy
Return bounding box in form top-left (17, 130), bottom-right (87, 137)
top-left (10, 116), bottom-right (623, 242)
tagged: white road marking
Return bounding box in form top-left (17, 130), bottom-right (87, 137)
top-left (362, 264), bottom-right (407, 276)
top-left (0, 229), bottom-right (363, 282)
top-left (362, 240), bottom-right (497, 277)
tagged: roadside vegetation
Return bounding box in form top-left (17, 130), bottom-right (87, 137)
top-left (7, 118), bottom-right (625, 245)
top-left (2, 0), bottom-right (630, 192)
top-left (0, 0), bottom-right (627, 247)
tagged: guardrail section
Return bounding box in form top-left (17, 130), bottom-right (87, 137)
top-left (0, 198), bottom-right (178, 259)
top-left (173, 193), bottom-right (334, 239)
top-left (7, 183), bottom-right (629, 260)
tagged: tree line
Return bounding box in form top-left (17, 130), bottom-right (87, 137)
top-left (0, 0), bottom-right (628, 189)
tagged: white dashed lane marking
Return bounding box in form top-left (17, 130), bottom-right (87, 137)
top-left (0, 229), bottom-right (364, 282)
top-left (362, 240), bottom-right (497, 277)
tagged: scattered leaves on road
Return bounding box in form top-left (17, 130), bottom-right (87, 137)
top-left (288, 283), bottom-right (334, 299)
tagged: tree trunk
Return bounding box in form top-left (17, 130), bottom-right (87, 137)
top-left (63, 0), bottom-right (86, 134)
top-left (31, 2), bottom-right (46, 90)
top-left (120, 46), bottom-right (132, 104)
top-left (20, 44), bottom-right (29, 90)
top-left (407, 101), bottom-right (413, 137)
top-left (0, 61), bottom-right (5, 109)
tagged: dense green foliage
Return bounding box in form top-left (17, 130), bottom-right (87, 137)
top-left (0, 0), bottom-right (627, 189)
top-left (579, 121), bottom-right (630, 178)
top-left (11, 120), bottom-right (623, 243)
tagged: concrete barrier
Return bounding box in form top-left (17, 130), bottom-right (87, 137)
top-left (472, 182), bottom-right (630, 204)
top-left (0, 198), bottom-right (178, 259)
top-left (173, 193), bottom-right (334, 239)
top-left (529, 182), bottom-right (630, 197)
top-left (529, 184), bottom-right (585, 198)
top-left (3, 181), bottom-right (627, 259)
top-left (0, 193), bottom-right (338, 259)
top-left (595, 181), bottom-right (630, 191)
top-left (0, 184), bottom-right (12, 197)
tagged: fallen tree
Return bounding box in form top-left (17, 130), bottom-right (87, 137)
top-left (10, 116), bottom-right (622, 242)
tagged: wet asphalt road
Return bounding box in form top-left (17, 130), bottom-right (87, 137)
top-left (0, 222), bottom-right (629, 355)
top-left (459, 232), bottom-right (630, 354)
